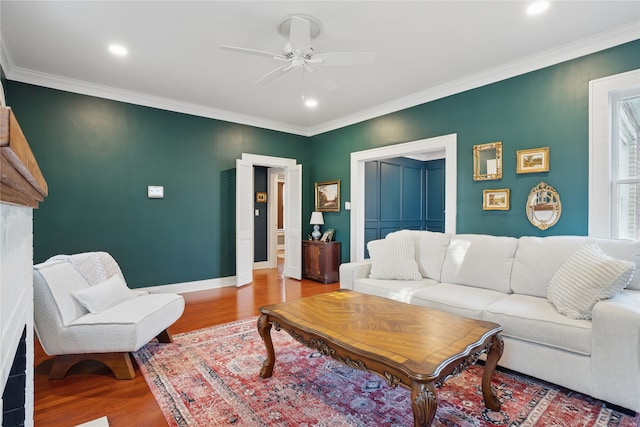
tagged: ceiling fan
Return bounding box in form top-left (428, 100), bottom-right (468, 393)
top-left (220, 14), bottom-right (375, 90)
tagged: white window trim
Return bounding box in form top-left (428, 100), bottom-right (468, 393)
top-left (588, 69), bottom-right (640, 237)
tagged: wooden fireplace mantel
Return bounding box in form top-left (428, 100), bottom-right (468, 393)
top-left (0, 106), bottom-right (48, 208)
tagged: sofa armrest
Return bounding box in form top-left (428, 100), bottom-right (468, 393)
top-left (591, 289), bottom-right (640, 412)
top-left (339, 260), bottom-right (372, 290)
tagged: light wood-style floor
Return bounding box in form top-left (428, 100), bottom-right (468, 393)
top-left (33, 263), bottom-right (339, 427)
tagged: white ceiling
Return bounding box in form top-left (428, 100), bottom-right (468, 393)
top-left (1, 1), bottom-right (638, 136)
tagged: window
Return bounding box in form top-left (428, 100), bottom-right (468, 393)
top-left (612, 92), bottom-right (640, 239)
top-left (589, 69), bottom-right (640, 239)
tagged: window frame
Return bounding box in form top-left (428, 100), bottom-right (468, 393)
top-left (589, 69), bottom-right (640, 238)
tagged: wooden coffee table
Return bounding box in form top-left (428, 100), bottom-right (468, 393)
top-left (258, 289), bottom-right (503, 427)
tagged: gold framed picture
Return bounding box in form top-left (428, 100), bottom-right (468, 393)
top-left (315, 180), bottom-right (340, 212)
top-left (473, 141), bottom-right (503, 181)
top-left (516, 147), bottom-right (549, 174)
top-left (320, 229), bottom-right (335, 242)
top-left (483, 189), bottom-right (510, 211)
top-left (256, 192), bottom-right (267, 203)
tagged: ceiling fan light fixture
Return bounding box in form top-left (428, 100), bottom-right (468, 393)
top-left (222, 13), bottom-right (374, 92)
top-left (278, 14), bottom-right (322, 39)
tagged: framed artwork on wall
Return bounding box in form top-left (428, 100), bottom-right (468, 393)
top-left (473, 141), bottom-right (503, 181)
top-left (483, 189), bottom-right (510, 210)
top-left (315, 180), bottom-right (340, 212)
top-left (516, 147), bottom-right (549, 174)
top-left (256, 192), bottom-right (267, 203)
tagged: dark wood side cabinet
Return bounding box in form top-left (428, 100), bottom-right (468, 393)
top-left (302, 240), bottom-right (341, 284)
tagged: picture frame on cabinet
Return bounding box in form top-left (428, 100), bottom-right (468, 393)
top-left (321, 229), bottom-right (335, 242)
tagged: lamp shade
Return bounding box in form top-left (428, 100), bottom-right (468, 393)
top-left (309, 211), bottom-right (324, 225)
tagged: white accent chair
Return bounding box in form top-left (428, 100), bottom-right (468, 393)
top-left (33, 252), bottom-right (185, 379)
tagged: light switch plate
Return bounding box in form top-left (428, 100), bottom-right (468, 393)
top-left (345, 201), bottom-right (351, 210)
top-left (148, 186), bottom-right (164, 199)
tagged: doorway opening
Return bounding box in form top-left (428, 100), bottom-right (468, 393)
top-left (267, 168), bottom-right (286, 270)
top-left (350, 134), bottom-right (457, 261)
top-left (236, 154), bottom-right (302, 287)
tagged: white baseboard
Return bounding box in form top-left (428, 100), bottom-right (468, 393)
top-left (141, 276), bottom-right (237, 294)
top-left (253, 261), bottom-right (270, 270)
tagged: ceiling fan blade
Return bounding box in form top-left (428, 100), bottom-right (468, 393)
top-left (254, 64), bottom-right (291, 85)
top-left (304, 65), bottom-right (337, 91)
top-left (313, 52), bottom-right (376, 66)
top-left (289, 16), bottom-right (311, 56)
top-left (220, 45), bottom-right (286, 61)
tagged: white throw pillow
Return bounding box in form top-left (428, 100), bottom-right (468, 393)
top-left (547, 244), bottom-right (635, 320)
top-left (72, 274), bottom-right (140, 313)
top-left (367, 236), bottom-right (422, 280)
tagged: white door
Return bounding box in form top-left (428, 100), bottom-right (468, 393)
top-left (236, 154), bottom-right (302, 285)
top-left (235, 159), bottom-right (253, 286)
top-left (284, 164), bottom-right (302, 279)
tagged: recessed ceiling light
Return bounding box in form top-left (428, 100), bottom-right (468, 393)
top-left (108, 44), bottom-right (128, 56)
top-left (304, 98), bottom-right (318, 108)
top-left (527, 2), bottom-right (549, 15)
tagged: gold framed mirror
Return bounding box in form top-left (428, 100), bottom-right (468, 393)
top-left (526, 181), bottom-right (562, 230)
top-left (473, 142), bottom-right (502, 181)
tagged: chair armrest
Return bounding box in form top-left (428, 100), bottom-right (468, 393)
top-left (339, 260), bottom-right (372, 290)
top-left (591, 289), bottom-right (640, 412)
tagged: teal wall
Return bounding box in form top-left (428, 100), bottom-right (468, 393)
top-left (6, 40), bottom-right (640, 285)
top-left (309, 40), bottom-right (640, 262)
top-left (6, 83), bottom-right (310, 287)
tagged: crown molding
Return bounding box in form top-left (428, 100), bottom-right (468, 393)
top-left (2, 66), bottom-right (311, 136)
top-left (2, 23), bottom-right (638, 138)
top-left (307, 23), bottom-right (640, 136)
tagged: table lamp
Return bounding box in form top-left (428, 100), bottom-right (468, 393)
top-left (309, 211), bottom-right (324, 240)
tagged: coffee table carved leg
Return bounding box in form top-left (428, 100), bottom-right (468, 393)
top-left (411, 381), bottom-right (437, 427)
top-left (257, 314), bottom-right (274, 379)
top-left (481, 334), bottom-right (504, 411)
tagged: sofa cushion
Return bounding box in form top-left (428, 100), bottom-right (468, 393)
top-left (483, 294), bottom-right (592, 356)
top-left (411, 283), bottom-right (508, 320)
top-left (386, 230), bottom-right (451, 281)
top-left (547, 244), bottom-right (635, 320)
top-left (367, 236), bottom-right (422, 280)
top-left (440, 234), bottom-right (518, 293)
top-left (66, 293), bottom-right (185, 352)
top-left (353, 277), bottom-right (438, 304)
top-left (512, 236), bottom-right (640, 297)
top-left (72, 274), bottom-right (142, 313)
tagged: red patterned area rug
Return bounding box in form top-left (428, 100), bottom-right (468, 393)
top-left (133, 318), bottom-right (639, 427)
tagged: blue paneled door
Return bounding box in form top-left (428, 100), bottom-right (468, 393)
top-left (426, 159), bottom-right (445, 232)
top-left (364, 157), bottom-right (445, 256)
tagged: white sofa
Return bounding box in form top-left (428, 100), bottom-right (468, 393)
top-left (33, 252), bottom-right (185, 379)
top-left (339, 230), bottom-right (640, 413)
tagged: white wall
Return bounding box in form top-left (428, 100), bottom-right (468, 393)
top-left (0, 203), bottom-right (34, 427)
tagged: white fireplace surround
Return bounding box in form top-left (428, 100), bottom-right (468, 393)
top-left (0, 202), bottom-right (35, 427)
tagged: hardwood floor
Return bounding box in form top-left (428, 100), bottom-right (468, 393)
top-left (33, 263), bottom-right (339, 427)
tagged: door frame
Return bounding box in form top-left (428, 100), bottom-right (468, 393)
top-left (236, 154), bottom-right (301, 286)
top-left (350, 134), bottom-right (457, 261)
